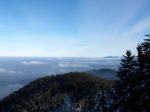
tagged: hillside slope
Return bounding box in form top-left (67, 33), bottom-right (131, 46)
top-left (0, 72), bottom-right (114, 112)
top-left (86, 68), bottom-right (118, 80)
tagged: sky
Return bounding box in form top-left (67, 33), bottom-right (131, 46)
top-left (0, 0), bottom-right (150, 57)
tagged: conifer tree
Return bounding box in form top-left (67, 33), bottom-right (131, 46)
top-left (98, 90), bottom-right (108, 112)
top-left (107, 35), bottom-right (150, 111)
top-left (110, 50), bottom-right (136, 111)
top-left (143, 35), bottom-right (150, 77)
top-left (137, 34), bottom-right (150, 111)
top-left (137, 45), bottom-right (145, 78)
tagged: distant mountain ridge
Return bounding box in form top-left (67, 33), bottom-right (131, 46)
top-left (86, 68), bottom-right (118, 80)
top-left (103, 56), bottom-right (120, 59)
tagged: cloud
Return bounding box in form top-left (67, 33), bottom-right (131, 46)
top-left (21, 61), bottom-right (47, 65)
top-left (58, 63), bottom-right (90, 68)
top-left (0, 68), bottom-right (22, 75)
top-left (0, 68), bottom-right (6, 72)
top-left (124, 17), bottom-right (150, 37)
top-left (9, 70), bottom-right (17, 74)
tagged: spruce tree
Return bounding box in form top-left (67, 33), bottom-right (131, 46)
top-left (108, 35), bottom-right (150, 111)
top-left (98, 90), bottom-right (108, 112)
top-left (110, 50), bottom-right (136, 111)
top-left (137, 45), bottom-right (145, 78)
top-left (137, 34), bottom-right (150, 111)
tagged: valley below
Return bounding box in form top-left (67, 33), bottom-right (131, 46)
top-left (0, 57), bottom-right (120, 100)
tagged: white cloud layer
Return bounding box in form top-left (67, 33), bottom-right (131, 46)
top-left (0, 68), bottom-right (22, 74)
top-left (58, 63), bottom-right (90, 68)
top-left (21, 61), bottom-right (47, 65)
top-left (0, 68), bottom-right (6, 72)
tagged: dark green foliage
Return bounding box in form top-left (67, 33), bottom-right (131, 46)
top-left (136, 34), bottom-right (150, 111)
top-left (93, 34), bottom-right (150, 112)
top-left (0, 72), bottom-right (113, 112)
top-left (109, 50), bottom-right (136, 111)
top-left (137, 44), bottom-right (145, 77)
top-left (109, 35), bottom-right (150, 112)
top-left (117, 50), bottom-right (135, 82)
top-left (95, 90), bottom-right (108, 111)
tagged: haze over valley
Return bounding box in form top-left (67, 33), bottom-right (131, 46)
top-left (0, 0), bottom-right (150, 111)
top-left (0, 56), bottom-right (120, 99)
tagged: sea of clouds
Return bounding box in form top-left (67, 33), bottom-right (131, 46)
top-left (0, 57), bottom-right (120, 100)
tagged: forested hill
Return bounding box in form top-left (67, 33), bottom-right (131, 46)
top-left (0, 72), bottom-right (114, 112)
top-left (86, 68), bottom-right (117, 80)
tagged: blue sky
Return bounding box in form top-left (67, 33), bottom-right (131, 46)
top-left (0, 0), bottom-right (150, 57)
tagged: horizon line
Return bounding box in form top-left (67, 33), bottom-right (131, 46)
top-left (0, 56), bottom-right (121, 58)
